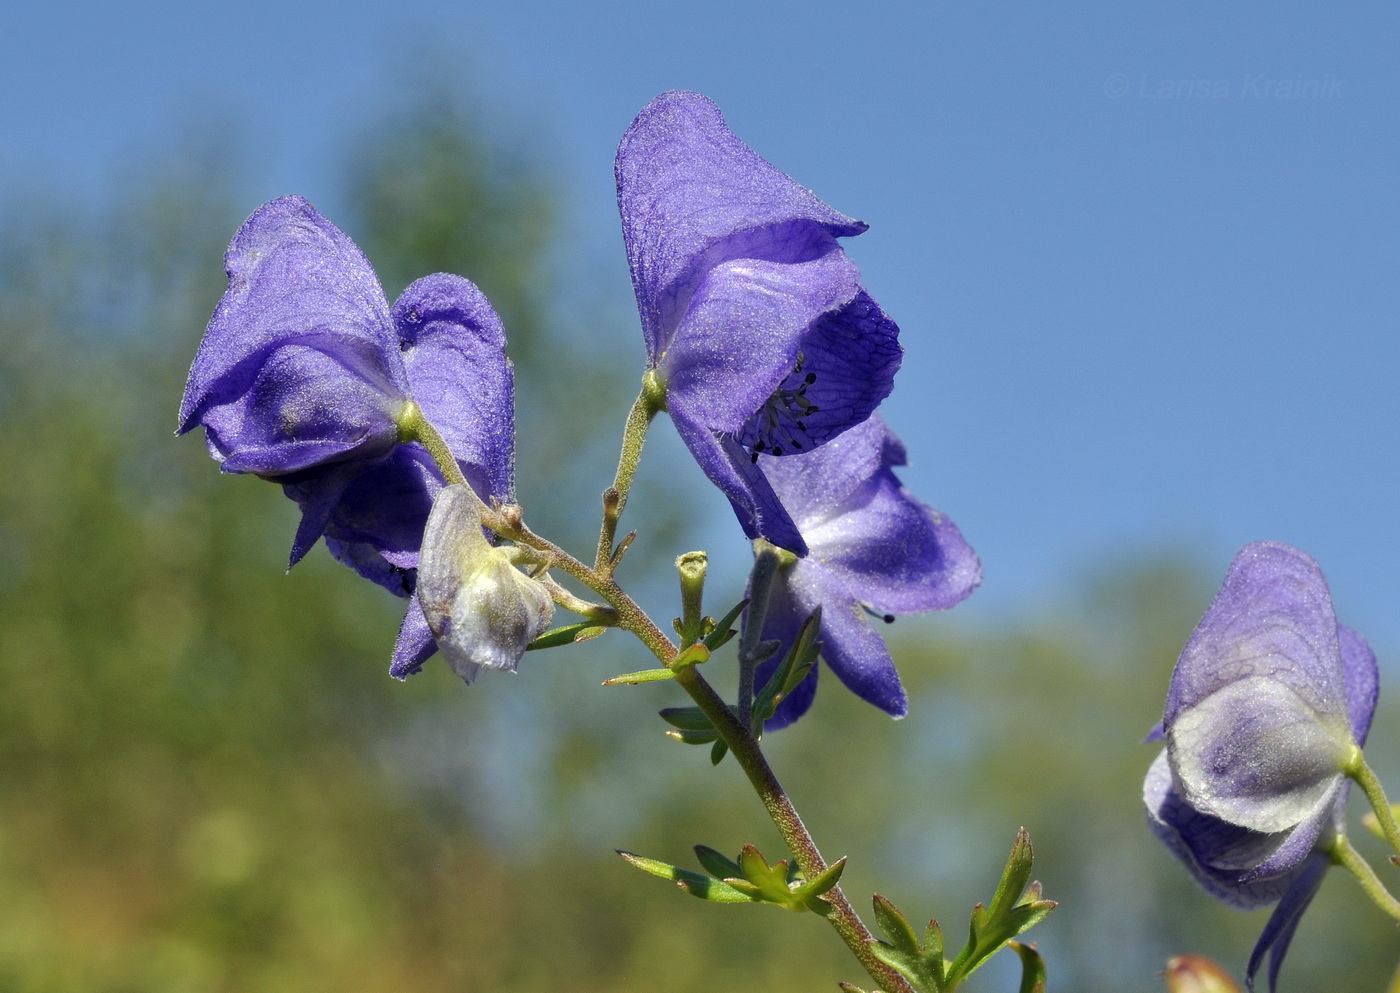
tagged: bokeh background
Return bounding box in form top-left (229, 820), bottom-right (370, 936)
top-left (1, 3), bottom-right (1398, 991)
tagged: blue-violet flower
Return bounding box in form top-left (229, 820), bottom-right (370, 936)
top-left (1144, 541), bottom-right (1378, 992)
top-left (178, 195), bottom-right (516, 681)
top-left (746, 414), bottom-right (980, 727)
top-left (615, 91), bottom-right (903, 554)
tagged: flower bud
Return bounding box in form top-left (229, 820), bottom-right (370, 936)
top-left (416, 485), bottom-right (554, 684)
top-left (1164, 954), bottom-right (1242, 993)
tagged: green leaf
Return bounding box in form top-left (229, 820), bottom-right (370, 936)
top-left (693, 845), bottom-right (742, 880)
top-left (945, 829), bottom-right (1056, 988)
top-left (664, 728), bottom-right (720, 745)
top-left (527, 622), bottom-right (607, 650)
top-left (752, 607), bottom-right (822, 727)
top-left (616, 851), bottom-right (754, 904)
top-left (703, 598), bottom-right (749, 650)
top-left (710, 738), bottom-right (729, 765)
top-left (1008, 942), bottom-right (1047, 993)
top-left (601, 667), bottom-right (676, 686)
top-left (658, 706), bottom-right (714, 731)
top-left (869, 894), bottom-right (943, 992)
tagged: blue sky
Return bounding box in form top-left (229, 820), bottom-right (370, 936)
top-left (4, 2), bottom-right (1399, 653)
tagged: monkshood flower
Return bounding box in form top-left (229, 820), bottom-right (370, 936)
top-left (1144, 541), bottom-right (1378, 992)
top-left (416, 485), bottom-right (554, 684)
top-left (177, 195), bottom-right (515, 681)
top-left (615, 91), bottom-right (903, 554)
top-left (746, 414), bottom-right (980, 728)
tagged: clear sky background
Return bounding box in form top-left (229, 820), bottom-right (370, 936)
top-left (3, 2), bottom-right (1398, 655)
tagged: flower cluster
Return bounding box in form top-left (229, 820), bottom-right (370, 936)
top-left (180, 93), bottom-right (978, 725)
top-left (178, 195), bottom-right (544, 681)
top-left (1144, 541), bottom-right (1378, 992)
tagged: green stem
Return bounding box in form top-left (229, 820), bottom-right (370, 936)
top-left (672, 664), bottom-right (917, 993)
top-left (596, 372), bottom-right (666, 572)
top-left (737, 541), bottom-right (784, 728)
top-left (1330, 834), bottom-right (1400, 922)
top-left (1347, 750), bottom-right (1400, 858)
top-left (398, 402), bottom-right (469, 488)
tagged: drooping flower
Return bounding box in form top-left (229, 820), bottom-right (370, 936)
top-left (745, 414), bottom-right (980, 728)
top-left (415, 485), bottom-right (554, 684)
top-left (615, 91), bottom-right (903, 554)
top-left (1143, 541), bottom-right (1379, 992)
top-left (178, 195), bottom-right (516, 680)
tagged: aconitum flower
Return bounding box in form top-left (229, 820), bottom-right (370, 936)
top-left (178, 195), bottom-right (516, 680)
top-left (746, 414), bottom-right (980, 728)
top-left (615, 91), bottom-right (902, 554)
top-left (1144, 541), bottom-right (1378, 992)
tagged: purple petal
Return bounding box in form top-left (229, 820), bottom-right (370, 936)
top-left (1245, 853), bottom-right (1329, 993)
top-left (734, 291), bottom-right (901, 457)
top-left (325, 538), bottom-right (415, 598)
top-left (197, 340), bottom-right (403, 475)
top-left (615, 91), bottom-right (868, 362)
top-left (179, 195), bottom-right (407, 431)
top-left (393, 274), bottom-right (516, 502)
top-left (1165, 542), bottom-right (1349, 732)
top-left (390, 596), bottom-right (439, 679)
top-left (760, 414), bottom-right (981, 613)
top-left (661, 251), bottom-right (862, 435)
top-left (319, 446), bottom-right (443, 559)
top-left (788, 567), bottom-right (907, 718)
top-left (1143, 751), bottom-right (1307, 910)
top-left (669, 405), bottom-right (807, 555)
top-left (1338, 624), bottom-right (1379, 746)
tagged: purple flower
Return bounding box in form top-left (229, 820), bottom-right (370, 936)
top-left (1144, 542), bottom-right (1378, 992)
top-left (745, 414), bottom-right (980, 728)
top-left (178, 195), bottom-right (516, 679)
top-left (615, 91), bottom-right (902, 554)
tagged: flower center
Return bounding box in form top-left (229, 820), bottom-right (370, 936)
top-left (738, 351), bottom-right (822, 461)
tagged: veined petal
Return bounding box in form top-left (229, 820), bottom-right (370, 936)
top-left (734, 291), bottom-right (901, 457)
top-left (661, 250), bottom-right (861, 435)
top-left (758, 412), bottom-right (901, 526)
top-left (1338, 624), bottom-right (1379, 747)
top-left (393, 274), bottom-right (516, 502)
top-left (1168, 676), bottom-right (1352, 833)
top-left (1165, 542), bottom-right (1349, 731)
top-left (616, 91), bottom-right (867, 361)
top-left (179, 195), bottom-right (406, 431)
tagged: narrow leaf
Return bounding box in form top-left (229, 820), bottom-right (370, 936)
top-left (710, 738), bottom-right (728, 765)
top-left (527, 622), bottom-right (607, 650)
top-left (659, 706), bottom-right (714, 731)
top-left (703, 598), bottom-right (750, 650)
top-left (602, 667), bottom-right (675, 686)
top-left (616, 851), bottom-right (754, 904)
top-left (1008, 941), bottom-right (1047, 993)
top-left (694, 845), bottom-right (742, 880)
top-left (873, 894), bottom-right (922, 955)
top-left (664, 728), bottom-right (720, 745)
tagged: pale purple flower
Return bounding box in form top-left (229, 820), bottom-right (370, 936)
top-left (747, 414), bottom-right (980, 727)
top-left (1144, 541), bottom-right (1378, 992)
top-left (178, 195), bottom-right (516, 680)
top-left (615, 91), bottom-right (902, 554)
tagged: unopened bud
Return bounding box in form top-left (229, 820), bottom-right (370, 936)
top-left (1164, 954), bottom-right (1242, 993)
top-left (417, 485), bottom-right (554, 684)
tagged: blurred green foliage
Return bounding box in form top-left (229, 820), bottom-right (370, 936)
top-left (0, 90), bottom-right (1397, 993)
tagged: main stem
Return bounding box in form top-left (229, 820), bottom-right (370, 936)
top-left (673, 665), bottom-right (916, 993)
top-left (407, 401), bottom-right (908, 992)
